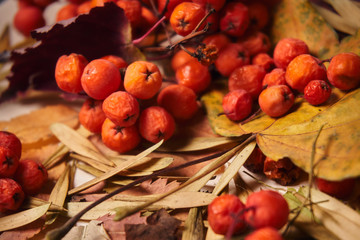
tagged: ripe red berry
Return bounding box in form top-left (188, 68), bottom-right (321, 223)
top-left (244, 190), bottom-right (289, 230)
top-left (0, 178), bottom-right (25, 213)
top-left (207, 194), bottom-right (247, 235)
top-left (258, 85), bottom-right (295, 118)
top-left (14, 159), bottom-right (48, 195)
top-left (13, 6), bottom-right (45, 36)
top-left (315, 177), bottom-right (356, 200)
top-left (220, 2), bottom-right (250, 37)
top-left (79, 98), bottom-right (107, 134)
top-left (304, 80), bottom-right (332, 105)
top-left (245, 227), bottom-right (284, 240)
top-left (273, 38), bottom-right (309, 69)
top-left (327, 52), bottom-right (360, 90)
top-left (0, 131), bottom-right (22, 159)
top-left (222, 89), bottom-right (253, 121)
top-left (0, 146), bottom-right (20, 178)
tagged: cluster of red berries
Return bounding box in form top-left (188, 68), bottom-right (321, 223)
top-left (55, 52), bottom-right (201, 153)
top-left (207, 190), bottom-right (289, 239)
top-left (221, 35), bottom-right (360, 120)
top-left (0, 131), bottom-right (48, 213)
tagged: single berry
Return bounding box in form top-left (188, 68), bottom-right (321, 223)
top-left (0, 131), bottom-right (22, 159)
top-left (14, 159), bottom-right (48, 195)
top-left (222, 89), bottom-right (253, 121)
top-left (0, 178), bottom-right (25, 212)
top-left (102, 91), bottom-right (140, 127)
top-left (304, 80), bottom-right (332, 105)
top-left (101, 118), bottom-right (141, 153)
top-left (79, 98), bottom-right (107, 133)
top-left (81, 59), bottom-right (122, 100)
top-left (262, 68), bottom-right (286, 88)
top-left (244, 190), bottom-right (289, 230)
top-left (157, 84), bottom-right (199, 121)
top-left (220, 2), bottom-right (250, 37)
top-left (215, 43), bottom-right (250, 77)
top-left (139, 106), bottom-right (176, 143)
top-left (0, 146), bottom-right (20, 178)
top-left (315, 177), bottom-right (356, 200)
top-left (285, 54), bottom-right (327, 93)
top-left (176, 60), bottom-right (211, 93)
top-left (273, 38), bottom-right (309, 69)
top-left (258, 85), bottom-right (295, 117)
top-left (208, 194), bottom-right (247, 236)
top-left (327, 52), bottom-right (360, 90)
top-left (245, 227), bottom-right (284, 240)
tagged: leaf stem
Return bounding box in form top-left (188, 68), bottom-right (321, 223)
top-left (132, 16), bottom-right (166, 45)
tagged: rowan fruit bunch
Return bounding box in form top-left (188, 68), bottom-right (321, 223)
top-left (0, 131), bottom-right (48, 213)
top-left (207, 190), bottom-right (289, 239)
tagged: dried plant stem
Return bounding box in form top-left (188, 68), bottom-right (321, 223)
top-left (132, 16), bottom-right (166, 45)
top-left (283, 124), bottom-right (325, 235)
top-left (45, 141), bottom-right (246, 240)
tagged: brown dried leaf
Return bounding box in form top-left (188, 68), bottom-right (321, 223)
top-left (125, 209), bottom-right (182, 240)
top-left (0, 218), bottom-right (44, 240)
top-left (0, 104), bottom-right (78, 150)
top-left (98, 212), bottom-right (147, 240)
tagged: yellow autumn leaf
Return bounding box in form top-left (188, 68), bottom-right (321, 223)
top-left (270, 0), bottom-right (339, 58)
top-left (258, 88), bottom-right (360, 180)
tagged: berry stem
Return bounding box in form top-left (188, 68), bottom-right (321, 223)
top-left (132, 16), bottom-right (166, 45)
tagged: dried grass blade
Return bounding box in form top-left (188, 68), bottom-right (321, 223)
top-left (158, 136), bottom-right (244, 152)
top-left (68, 140), bottom-right (164, 195)
top-left (111, 156), bottom-right (174, 172)
top-left (0, 203), bottom-right (50, 231)
top-left (43, 143), bottom-right (69, 169)
top-left (212, 141), bottom-right (256, 195)
top-left (114, 136), bottom-right (255, 220)
top-left (50, 123), bottom-right (114, 167)
top-left (182, 207), bottom-right (205, 240)
top-left (71, 153), bottom-right (113, 172)
top-left (66, 192), bottom-right (215, 220)
top-left (24, 197), bottom-right (66, 212)
top-left (46, 164), bottom-right (71, 225)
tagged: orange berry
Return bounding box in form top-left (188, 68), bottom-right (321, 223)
top-left (214, 43), bottom-right (250, 77)
top-left (56, 3), bottom-right (78, 22)
top-left (327, 52), bottom-right (360, 90)
top-left (273, 38), bottom-right (309, 69)
top-left (202, 33), bottom-right (231, 52)
top-left (117, 0), bottom-right (142, 28)
top-left (170, 2), bottom-right (205, 36)
top-left (101, 55), bottom-right (127, 69)
top-left (0, 178), bottom-right (25, 212)
top-left (222, 89), bottom-right (253, 121)
top-left (237, 31), bottom-right (271, 57)
top-left (79, 98), bottom-right (106, 133)
top-left (262, 68), bottom-right (286, 88)
top-left (13, 6), bottom-right (45, 36)
top-left (171, 47), bottom-right (196, 71)
top-left (228, 64), bottom-right (266, 100)
top-left (139, 106), bottom-right (176, 143)
top-left (247, 1), bottom-right (270, 31)
top-left (258, 85), bottom-right (295, 117)
top-left (14, 159), bottom-right (48, 195)
top-left (219, 2), bottom-right (249, 37)
top-left (175, 60), bottom-right (211, 93)
top-left (102, 91), bottom-right (140, 127)
top-left (245, 227), bottom-right (284, 240)
top-left (55, 53), bottom-right (89, 94)
top-left (124, 61), bottom-right (162, 100)
top-left (77, 1), bottom-right (92, 15)
top-left (285, 54), bottom-right (327, 93)
top-left (252, 53), bottom-right (275, 72)
top-left (101, 118), bottom-right (141, 153)
top-left (81, 59), bottom-right (122, 100)
top-left (157, 84), bottom-right (199, 120)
